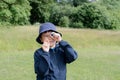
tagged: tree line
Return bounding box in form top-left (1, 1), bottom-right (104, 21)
top-left (0, 0), bottom-right (120, 29)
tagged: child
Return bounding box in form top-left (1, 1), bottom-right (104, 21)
top-left (34, 22), bottom-right (78, 80)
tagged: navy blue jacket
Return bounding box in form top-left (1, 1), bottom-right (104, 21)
top-left (34, 40), bottom-right (78, 80)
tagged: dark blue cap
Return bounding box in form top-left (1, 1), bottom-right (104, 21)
top-left (39, 22), bottom-right (56, 34)
top-left (36, 22), bottom-right (62, 44)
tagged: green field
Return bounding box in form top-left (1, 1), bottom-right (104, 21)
top-left (0, 25), bottom-right (120, 80)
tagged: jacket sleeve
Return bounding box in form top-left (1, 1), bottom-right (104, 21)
top-left (59, 40), bottom-right (78, 63)
top-left (34, 50), bottom-right (50, 76)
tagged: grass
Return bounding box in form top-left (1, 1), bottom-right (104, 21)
top-left (0, 25), bottom-right (120, 80)
top-left (67, 48), bottom-right (120, 80)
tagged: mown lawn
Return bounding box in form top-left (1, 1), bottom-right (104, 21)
top-left (0, 25), bottom-right (120, 80)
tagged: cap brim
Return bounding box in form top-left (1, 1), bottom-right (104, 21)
top-left (36, 34), bottom-right (43, 44)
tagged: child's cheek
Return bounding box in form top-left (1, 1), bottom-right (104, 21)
top-left (40, 37), bottom-right (45, 43)
top-left (43, 37), bottom-right (49, 42)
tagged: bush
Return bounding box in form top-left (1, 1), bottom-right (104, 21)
top-left (58, 16), bottom-right (70, 27)
top-left (70, 3), bottom-right (119, 29)
top-left (98, 8), bottom-right (120, 29)
top-left (0, 9), bottom-right (12, 22)
top-left (29, 0), bottom-right (54, 24)
top-left (0, 0), bottom-right (31, 25)
top-left (79, 3), bottom-right (106, 29)
top-left (73, 0), bottom-right (88, 7)
top-left (50, 4), bottom-right (76, 25)
top-left (10, 4), bottom-right (31, 25)
top-left (70, 22), bottom-right (83, 28)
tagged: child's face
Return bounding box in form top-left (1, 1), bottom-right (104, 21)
top-left (40, 31), bottom-right (56, 47)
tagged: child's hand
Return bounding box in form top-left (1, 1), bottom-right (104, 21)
top-left (42, 38), bottom-right (50, 52)
top-left (51, 32), bottom-right (62, 42)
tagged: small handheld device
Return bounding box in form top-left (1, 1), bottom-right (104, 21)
top-left (50, 32), bottom-right (55, 37)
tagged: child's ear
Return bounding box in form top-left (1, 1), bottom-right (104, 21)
top-left (40, 37), bottom-right (43, 43)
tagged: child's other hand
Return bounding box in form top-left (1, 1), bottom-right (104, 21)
top-left (42, 38), bottom-right (50, 52)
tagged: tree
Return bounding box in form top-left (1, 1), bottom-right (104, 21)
top-left (70, 3), bottom-right (118, 29)
top-left (29, 0), bottom-right (55, 24)
top-left (0, 0), bottom-right (31, 25)
top-left (73, 0), bottom-right (88, 7)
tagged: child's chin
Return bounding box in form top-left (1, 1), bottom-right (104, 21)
top-left (50, 42), bottom-right (56, 46)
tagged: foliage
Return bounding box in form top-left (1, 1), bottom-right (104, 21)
top-left (0, 0), bottom-right (120, 30)
top-left (58, 16), bottom-right (70, 27)
top-left (70, 3), bottom-right (119, 29)
top-left (49, 4), bottom-right (75, 26)
top-left (49, 0), bottom-right (120, 29)
top-left (73, 0), bottom-right (88, 7)
top-left (70, 22), bottom-right (83, 28)
top-left (29, 0), bottom-right (54, 24)
top-left (0, 0), bottom-right (31, 25)
top-left (98, 0), bottom-right (120, 29)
